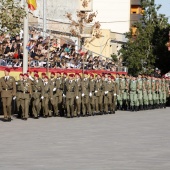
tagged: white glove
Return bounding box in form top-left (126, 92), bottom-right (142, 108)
top-left (53, 88), bottom-right (56, 91)
top-left (16, 82), bottom-right (18, 85)
top-left (105, 91), bottom-right (108, 94)
top-left (114, 93), bottom-right (117, 96)
top-left (29, 75), bottom-right (34, 81)
top-left (89, 92), bottom-right (92, 97)
top-left (76, 96), bottom-right (79, 99)
top-left (41, 96), bottom-right (44, 100)
top-left (63, 94), bottom-right (66, 97)
top-left (13, 96), bottom-right (16, 100)
top-left (82, 93), bottom-right (85, 97)
top-left (95, 90), bottom-right (98, 93)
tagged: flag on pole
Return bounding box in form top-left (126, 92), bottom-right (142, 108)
top-left (27, 0), bottom-right (37, 11)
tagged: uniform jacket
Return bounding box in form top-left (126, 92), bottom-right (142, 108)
top-left (65, 80), bottom-right (75, 98)
top-left (43, 82), bottom-right (52, 98)
top-left (0, 76), bottom-right (16, 97)
top-left (81, 78), bottom-right (89, 96)
top-left (95, 79), bottom-right (103, 96)
top-left (20, 79), bottom-right (32, 99)
top-left (32, 79), bottom-right (44, 99)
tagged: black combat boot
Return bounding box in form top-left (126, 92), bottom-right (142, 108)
top-left (135, 106), bottom-right (138, 112)
top-left (131, 106), bottom-right (134, 112)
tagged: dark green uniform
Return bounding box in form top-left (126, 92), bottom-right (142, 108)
top-left (81, 78), bottom-right (89, 116)
top-left (32, 79), bottom-right (44, 118)
top-left (65, 79), bottom-right (76, 118)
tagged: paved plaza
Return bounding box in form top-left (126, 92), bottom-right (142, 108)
top-left (0, 108), bottom-right (170, 170)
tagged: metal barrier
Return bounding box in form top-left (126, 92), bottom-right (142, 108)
top-left (0, 58), bottom-right (128, 73)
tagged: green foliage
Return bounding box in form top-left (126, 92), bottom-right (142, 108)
top-left (120, 0), bottom-right (170, 75)
top-left (111, 54), bottom-right (118, 62)
top-left (0, 0), bottom-right (26, 36)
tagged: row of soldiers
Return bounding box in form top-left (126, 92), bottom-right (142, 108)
top-left (0, 68), bottom-right (170, 121)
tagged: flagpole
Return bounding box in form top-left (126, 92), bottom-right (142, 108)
top-left (23, 0), bottom-right (29, 73)
top-left (43, 0), bottom-right (47, 38)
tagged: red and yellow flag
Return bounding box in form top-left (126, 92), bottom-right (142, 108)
top-left (27, 0), bottom-right (37, 11)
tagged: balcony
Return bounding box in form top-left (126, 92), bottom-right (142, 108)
top-left (131, 0), bottom-right (141, 5)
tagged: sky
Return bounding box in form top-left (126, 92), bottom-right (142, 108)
top-left (155, 0), bottom-right (170, 22)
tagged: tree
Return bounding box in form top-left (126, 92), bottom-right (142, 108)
top-left (111, 54), bottom-right (118, 63)
top-left (0, 0), bottom-right (26, 36)
top-left (119, 0), bottom-right (170, 76)
top-left (66, 0), bottom-right (102, 48)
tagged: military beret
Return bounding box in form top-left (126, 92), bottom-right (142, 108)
top-left (5, 68), bottom-right (10, 72)
top-left (34, 74), bottom-right (39, 78)
top-left (75, 73), bottom-right (80, 76)
top-left (27, 70), bottom-right (31, 73)
top-left (51, 72), bottom-right (55, 75)
top-left (41, 72), bottom-right (46, 76)
top-left (24, 73), bottom-right (29, 77)
top-left (20, 73), bottom-right (24, 76)
top-left (69, 74), bottom-right (74, 77)
top-left (34, 70), bottom-right (38, 74)
top-left (90, 74), bottom-right (94, 78)
top-left (44, 76), bottom-right (48, 79)
top-left (111, 76), bottom-right (115, 80)
top-left (56, 72), bottom-right (61, 75)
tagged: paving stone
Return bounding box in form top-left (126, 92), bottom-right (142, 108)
top-left (0, 108), bottom-right (170, 170)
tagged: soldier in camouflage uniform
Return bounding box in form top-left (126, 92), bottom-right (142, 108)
top-left (129, 76), bottom-right (138, 111)
top-left (137, 74), bottom-right (143, 110)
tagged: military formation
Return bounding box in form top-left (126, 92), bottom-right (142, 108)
top-left (0, 68), bottom-right (170, 122)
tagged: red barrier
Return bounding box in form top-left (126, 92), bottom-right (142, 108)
top-left (0, 66), bottom-right (127, 75)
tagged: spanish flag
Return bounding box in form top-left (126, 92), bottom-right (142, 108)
top-left (27, 0), bottom-right (37, 11)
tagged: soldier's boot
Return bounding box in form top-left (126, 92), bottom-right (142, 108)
top-left (131, 106), bottom-right (134, 112)
top-left (140, 105), bottom-right (143, 110)
top-left (115, 105), bottom-right (118, 111)
top-left (163, 103), bottom-right (166, 109)
top-left (126, 104), bottom-right (130, 111)
top-left (135, 106), bottom-right (138, 112)
top-left (145, 105), bottom-right (148, 110)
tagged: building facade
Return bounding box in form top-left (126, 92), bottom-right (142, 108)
top-left (30, 0), bottom-right (141, 58)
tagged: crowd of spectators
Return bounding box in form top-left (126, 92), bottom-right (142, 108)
top-left (0, 31), bottom-right (120, 71)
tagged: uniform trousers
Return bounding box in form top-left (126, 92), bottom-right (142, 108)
top-left (2, 97), bottom-right (12, 119)
top-left (21, 95), bottom-right (30, 118)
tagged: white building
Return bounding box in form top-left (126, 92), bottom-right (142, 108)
top-left (93, 0), bottom-right (131, 33)
top-left (34, 0), bottom-right (131, 34)
top-left (31, 0), bottom-right (134, 58)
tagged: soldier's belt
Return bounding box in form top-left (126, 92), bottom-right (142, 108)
top-left (22, 91), bottom-right (29, 94)
top-left (2, 88), bottom-right (13, 91)
top-left (17, 90), bottom-right (22, 92)
top-left (33, 90), bottom-right (41, 92)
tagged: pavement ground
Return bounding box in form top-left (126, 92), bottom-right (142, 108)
top-left (0, 108), bottom-right (170, 170)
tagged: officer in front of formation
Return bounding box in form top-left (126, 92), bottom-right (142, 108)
top-left (0, 68), bottom-right (16, 122)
